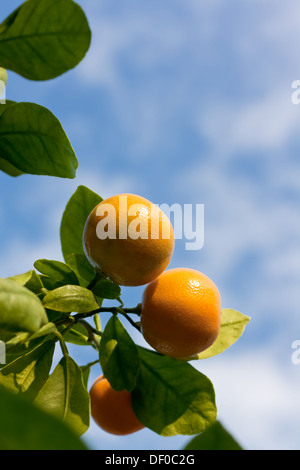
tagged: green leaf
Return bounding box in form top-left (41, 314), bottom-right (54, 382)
top-left (0, 338), bottom-right (55, 399)
top-left (99, 316), bottom-right (140, 392)
top-left (26, 322), bottom-right (58, 343)
top-left (184, 421), bottom-right (243, 450)
top-left (0, 278), bottom-right (48, 333)
top-left (2, 323), bottom-right (57, 367)
top-left (0, 330), bottom-right (30, 358)
top-left (80, 366), bottom-right (91, 390)
top-left (92, 279), bottom-right (121, 300)
top-left (188, 309), bottom-right (251, 361)
top-left (63, 323), bottom-right (92, 346)
top-left (34, 355), bottom-right (90, 436)
top-left (0, 102), bottom-right (78, 179)
top-left (42, 285), bottom-right (99, 313)
top-left (66, 253), bottom-right (96, 287)
top-left (8, 270), bottom-right (44, 294)
top-left (34, 259), bottom-right (79, 286)
top-left (0, 0), bottom-right (91, 81)
top-left (132, 347), bottom-right (217, 436)
top-left (0, 386), bottom-right (88, 450)
top-left (4, 322), bottom-right (57, 349)
top-left (60, 185), bottom-right (103, 262)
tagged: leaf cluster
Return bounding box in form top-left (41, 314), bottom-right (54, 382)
top-left (0, 185), bottom-right (250, 449)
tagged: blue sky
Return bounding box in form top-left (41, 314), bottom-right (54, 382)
top-left (1, 0), bottom-right (300, 450)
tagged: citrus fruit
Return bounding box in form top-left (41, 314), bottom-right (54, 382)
top-left (83, 193), bottom-right (174, 286)
top-left (141, 268), bottom-right (221, 358)
top-left (90, 375), bottom-right (144, 435)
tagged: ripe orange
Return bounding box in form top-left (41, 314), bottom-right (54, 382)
top-left (89, 376), bottom-right (144, 435)
top-left (141, 268), bottom-right (221, 359)
top-left (83, 193), bottom-right (174, 286)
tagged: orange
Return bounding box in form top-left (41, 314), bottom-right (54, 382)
top-left (141, 268), bottom-right (221, 359)
top-left (83, 193), bottom-right (174, 286)
top-left (89, 375), bottom-right (144, 435)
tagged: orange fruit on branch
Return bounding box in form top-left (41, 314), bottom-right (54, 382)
top-left (90, 375), bottom-right (144, 435)
top-left (83, 193), bottom-right (174, 286)
top-left (141, 268), bottom-right (221, 359)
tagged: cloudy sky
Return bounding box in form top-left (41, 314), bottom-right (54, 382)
top-left (1, 0), bottom-right (300, 450)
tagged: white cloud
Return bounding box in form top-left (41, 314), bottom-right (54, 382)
top-left (198, 93), bottom-right (300, 155)
top-left (0, 238), bottom-right (61, 279)
top-left (76, 0), bottom-right (300, 162)
top-left (195, 349), bottom-right (300, 450)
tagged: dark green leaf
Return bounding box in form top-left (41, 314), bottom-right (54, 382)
top-left (34, 355), bottom-right (90, 436)
top-left (60, 186), bottom-right (103, 261)
top-left (0, 0), bottom-right (91, 81)
top-left (99, 316), bottom-right (140, 392)
top-left (0, 102), bottom-right (20, 176)
top-left (92, 279), bottom-right (121, 300)
top-left (184, 421), bottom-right (243, 450)
top-left (0, 338), bottom-right (55, 399)
top-left (0, 278), bottom-right (48, 333)
top-left (0, 386), bottom-right (88, 450)
top-left (42, 285), bottom-right (99, 313)
top-left (187, 309), bottom-right (251, 361)
top-left (0, 100), bottom-right (15, 118)
top-left (0, 102), bottom-right (78, 178)
top-left (44, 309), bottom-right (69, 324)
top-left (39, 275), bottom-right (63, 291)
top-left (66, 253), bottom-right (96, 287)
top-left (0, 157), bottom-right (24, 177)
top-left (34, 259), bottom-right (79, 286)
top-left (132, 347), bottom-right (217, 436)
